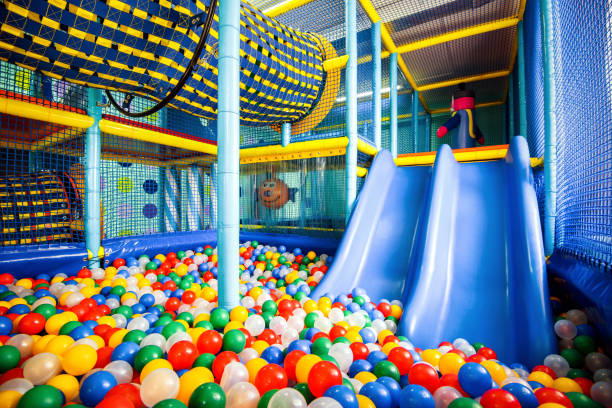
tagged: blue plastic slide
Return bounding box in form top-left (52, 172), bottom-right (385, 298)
top-left (313, 137), bottom-right (555, 366)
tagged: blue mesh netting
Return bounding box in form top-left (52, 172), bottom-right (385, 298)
top-left (523, 0), bottom-right (545, 158)
top-left (551, 0), bottom-right (612, 265)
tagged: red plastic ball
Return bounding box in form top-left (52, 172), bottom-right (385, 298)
top-left (534, 387), bottom-right (573, 408)
top-left (477, 347), bottom-right (497, 360)
top-left (112, 258), bottom-right (126, 268)
top-left (181, 291), bottom-right (196, 304)
top-left (307, 361), bottom-right (343, 397)
top-left (532, 365), bottom-right (558, 379)
top-left (96, 394), bottom-right (135, 408)
top-left (254, 364), bottom-right (288, 395)
top-left (448, 349), bottom-right (467, 360)
top-left (17, 313), bottom-right (45, 335)
top-left (387, 346), bottom-right (414, 375)
top-left (350, 342), bottom-right (369, 361)
top-left (164, 297), bottom-right (180, 312)
top-left (440, 373), bottom-right (468, 397)
top-left (466, 354), bottom-right (487, 364)
top-left (574, 377), bottom-right (593, 396)
top-left (96, 346), bottom-right (114, 368)
top-left (284, 350), bottom-right (306, 382)
top-left (408, 363), bottom-right (440, 393)
top-left (258, 329), bottom-right (279, 345)
top-left (77, 268), bottom-right (92, 278)
top-left (212, 351), bottom-right (240, 380)
top-left (105, 383), bottom-right (143, 408)
top-left (329, 326), bottom-right (347, 341)
top-left (197, 330), bottom-right (223, 354)
top-left (377, 303), bottom-right (392, 318)
top-left (0, 273), bottom-right (14, 285)
top-left (480, 389), bottom-right (521, 408)
top-left (0, 368), bottom-right (24, 384)
top-left (168, 340), bottom-right (198, 370)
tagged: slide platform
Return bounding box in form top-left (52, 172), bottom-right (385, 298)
top-left (313, 137), bottom-right (555, 366)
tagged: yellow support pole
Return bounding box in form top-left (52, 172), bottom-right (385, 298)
top-left (395, 147), bottom-right (509, 166)
top-left (0, 97), bottom-right (94, 128)
top-left (417, 70), bottom-right (510, 92)
top-left (263, 0), bottom-right (316, 17)
top-left (394, 18), bottom-right (520, 55)
top-left (99, 119), bottom-right (218, 155)
top-left (239, 137), bottom-right (348, 163)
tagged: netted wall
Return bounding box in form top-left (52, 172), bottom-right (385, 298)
top-left (240, 156), bottom-right (346, 237)
top-left (429, 104), bottom-right (507, 151)
top-left (523, 1), bottom-right (545, 157)
top-left (550, 0), bottom-right (612, 265)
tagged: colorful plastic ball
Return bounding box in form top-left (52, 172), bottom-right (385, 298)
top-left (211, 351), bottom-right (240, 380)
top-left (376, 377), bottom-right (401, 408)
top-left (408, 363), bottom-right (440, 394)
top-left (210, 308), bottom-right (230, 330)
top-left (188, 383), bottom-right (226, 408)
top-left (168, 341), bottom-right (198, 371)
top-left (535, 387), bottom-right (573, 408)
top-left (439, 352), bottom-right (465, 376)
top-left (565, 392), bottom-right (602, 408)
top-left (591, 381), bottom-right (612, 407)
top-left (447, 398), bottom-right (483, 408)
top-left (360, 382), bottom-right (392, 408)
top-left (399, 385), bottom-right (434, 408)
top-left (80, 370), bottom-right (118, 407)
top-left (135, 345), bottom-right (164, 372)
top-left (16, 385), bottom-right (64, 408)
top-left (46, 374), bottom-right (79, 402)
top-left (324, 385), bottom-right (358, 408)
top-left (222, 330), bottom-right (246, 353)
top-left (104, 383), bottom-right (143, 408)
top-left (479, 389), bottom-right (520, 408)
top-left (177, 367), bottom-right (214, 404)
top-left (0, 316), bottom-right (13, 335)
top-left (501, 383), bottom-right (539, 408)
top-left (196, 330), bottom-right (222, 355)
top-left (152, 399), bottom-right (187, 408)
top-left (0, 390), bottom-right (22, 408)
top-left (0, 346), bottom-right (21, 373)
top-left (111, 342), bottom-right (140, 365)
top-left (254, 363), bottom-right (288, 395)
top-left (387, 347), bottom-right (413, 376)
top-left (458, 362), bottom-right (493, 398)
top-left (62, 344), bottom-right (97, 376)
top-left (17, 313), bottom-right (45, 335)
top-left (296, 354), bottom-right (322, 384)
top-left (141, 368), bottom-right (180, 407)
top-left (373, 360), bottom-right (400, 382)
top-left (22, 353), bottom-right (62, 385)
top-left (308, 361), bottom-right (343, 398)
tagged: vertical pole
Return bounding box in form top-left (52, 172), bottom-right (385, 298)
top-left (345, 0), bottom-right (358, 220)
top-left (412, 89), bottom-right (419, 153)
top-left (158, 109), bottom-right (167, 233)
top-left (425, 114), bottom-right (432, 152)
top-left (217, 0), bottom-right (241, 308)
top-left (540, 0), bottom-right (557, 256)
top-left (517, 21), bottom-right (528, 137)
top-left (390, 52), bottom-right (398, 158)
top-left (372, 21), bottom-right (382, 150)
top-left (281, 123), bottom-right (291, 147)
top-left (508, 72), bottom-right (515, 140)
top-left (85, 88), bottom-right (102, 268)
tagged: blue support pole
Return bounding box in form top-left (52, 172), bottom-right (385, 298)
top-left (412, 89), bottom-right (419, 153)
top-left (425, 113), bottom-right (432, 152)
top-left (508, 72), bottom-right (515, 141)
top-left (539, 0), bottom-right (557, 255)
top-left (85, 88), bottom-right (103, 268)
top-left (372, 21), bottom-right (382, 150)
top-left (281, 123), bottom-right (291, 147)
top-left (390, 52), bottom-right (398, 158)
top-left (217, 0), bottom-right (241, 308)
top-left (345, 0), bottom-right (358, 220)
top-left (517, 21), bottom-right (528, 137)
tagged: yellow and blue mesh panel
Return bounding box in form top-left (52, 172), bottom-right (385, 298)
top-left (0, 0), bottom-right (338, 129)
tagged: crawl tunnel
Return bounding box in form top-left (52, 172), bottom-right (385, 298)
top-left (0, 0), bottom-right (340, 132)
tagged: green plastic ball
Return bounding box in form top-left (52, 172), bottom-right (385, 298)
top-left (566, 392), bottom-right (604, 408)
top-left (448, 398), bottom-right (483, 408)
top-left (561, 348), bottom-right (584, 368)
top-left (58, 321), bottom-right (82, 336)
top-left (114, 305), bottom-right (133, 319)
top-left (189, 383), bottom-right (225, 408)
top-left (574, 335), bottom-right (597, 355)
top-left (352, 296), bottom-right (365, 306)
top-left (153, 399), bottom-right (188, 408)
top-left (374, 360), bottom-right (401, 382)
top-left (34, 304), bottom-right (56, 319)
top-left (312, 337), bottom-right (332, 356)
top-left (145, 261), bottom-right (158, 270)
top-left (110, 286), bottom-right (127, 297)
top-left (304, 313), bottom-right (318, 328)
top-left (177, 312), bottom-right (194, 325)
top-left (123, 329), bottom-right (146, 345)
top-left (134, 345), bottom-right (164, 372)
top-left (294, 383), bottom-right (314, 403)
top-left (257, 389), bottom-right (279, 408)
top-left (210, 308), bottom-right (230, 330)
top-left (193, 353), bottom-right (216, 369)
top-left (195, 321), bottom-right (214, 330)
top-left (222, 329), bottom-right (246, 353)
top-left (176, 251), bottom-right (186, 260)
top-left (0, 345), bottom-right (21, 373)
top-left (567, 368), bottom-right (591, 379)
top-left (17, 385), bottom-right (64, 408)
top-left (472, 342), bottom-right (485, 351)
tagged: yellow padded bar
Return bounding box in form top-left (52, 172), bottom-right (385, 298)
top-left (356, 166), bottom-right (368, 177)
top-left (0, 97), bottom-right (94, 128)
top-left (357, 139), bottom-right (378, 156)
top-left (418, 70), bottom-right (510, 92)
top-left (99, 119), bottom-right (218, 155)
top-left (263, 0), bottom-right (316, 17)
top-left (240, 137), bottom-right (348, 163)
top-left (429, 101), bottom-right (505, 115)
top-left (323, 55), bottom-right (349, 72)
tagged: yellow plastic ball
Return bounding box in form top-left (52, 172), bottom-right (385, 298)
top-left (539, 404), bottom-right (567, 408)
top-left (45, 335), bottom-right (74, 356)
top-left (318, 297), bottom-right (332, 307)
top-left (390, 305), bottom-right (403, 319)
top-left (201, 287), bottom-right (217, 302)
top-left (140, 359), bottom-right (174, 382)
top-left (303, 300), bottom-right (318, 313)
top-left (249, 287), bottom-right (263, 300)
top-left (176, 367), bottom-right (214, 404)
top-left (553, 377), bottom-right (582, 393)
top-left (354, 371), bottom-right (378, 384)
top-left (0, 390), bottom-right (21, 408)
top-left (345, 332), bottom-right (363, 343)
top-left (356, 395), bottom-right (376, 408)
top-left (16, 278), bottom-right (33, 289)
top-left (62, 344), bottom-right (97, 376)
top-left (438, 352), bottom-right (465, 376)
top-left (481, 360), bottom-right (506, 385)
top-left (382, 343), bottom-right (399, 355)
top-left (224, 321), bottom-right (244, 333)
top-left (189, 327), bottom-right (206, 344)
top-left (45, 314), bottom-right (69, 335)
top-left (194, 314), bottom-right (210, 325)
top-left (230, 306), bottom-right (249, 323)
top-left (251, 340), bottom-right (269, 356)
top-left (296, 354), bottom-right (322, 384)
top-left (246, 358), bottom-right (268, 383)
top-left (421, 349), bottom-right (442, 367)
top-left (33, 335), bottom-right (56, 355)
top-left (319, 305), bottom-right (331, 317)
top-left (108, 329), bottom-right (128, 347)
top-left (377, 330), bottom-right (393, 344)
top-left (47, 374), bottom-right (79, 401)
top-left (527, 371), bottom-right (554, 388)
top-left (97, 316), bottom-right (116, 328)
top-left (87, 335), bottom-right (105, 349)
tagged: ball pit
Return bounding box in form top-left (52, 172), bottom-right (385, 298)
top-left (0, 241), bottom-right (610, 408)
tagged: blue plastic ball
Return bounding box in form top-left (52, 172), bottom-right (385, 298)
top-left (287, 340), bottom-right (311, 354)
top-left (360, 382), bottom-right (392, 408)
top-left (458, 362), bottom-right (493, 398)
top-left (0, 316), bottom-right (12, 335)
top-left (359, 328), bottom-right (376, 344)
top-left (349, 360), bottom-right (373, 377)
top-left (377, 377), bottom-right (401, 408)
top-left (527, 380), bottom-right (544, 390)
top-left (70, 325), bottom-right (94, 340)
top-left (399, 385), bottom-right (434, 408)
top-left (261, 346), bottom-right (284, 365)
top-left (111, 342), bottom-right (140, 365)
top-left (325, 385), bottom-right (358, 408)
top-left (502, 383), bottom-right (539, 408)
top-left (80, 370), bottom-right (117, 406)
top-left (367, 350), bottom-right (387, 366)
